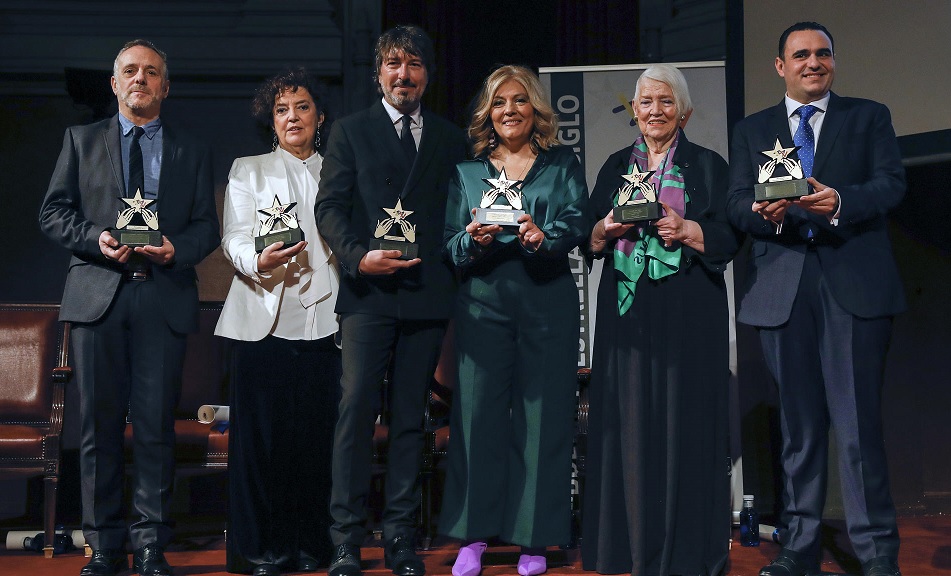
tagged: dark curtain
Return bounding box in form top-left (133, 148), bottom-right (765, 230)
top-left (556, 1), bottom-right (640, 66)
top-left (383, 1), bottom-right (640, 127)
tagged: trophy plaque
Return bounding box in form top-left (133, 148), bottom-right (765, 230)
top-left (370, 198), bottom-right (419, 259)
top-left (754, 138), bottom-right (811, 202)
top-left (255, 195), bottom-right (305, 253)
top-left (475, 167), bottom-right (526, 227)
top-left (613, 165), bottom-right (663, 223)
top-left (110, 190), bottom-right (162, 247)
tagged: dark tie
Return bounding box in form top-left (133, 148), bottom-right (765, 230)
top-left (129, 126), bottom-right (145, 197)
top-left (793, 105), bottom-right (818, 178)
top-left (400, 115), bottom-right (417, 163)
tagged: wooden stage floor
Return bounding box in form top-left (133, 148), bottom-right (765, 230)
top-left (2, 517), bottom-right (950, 576)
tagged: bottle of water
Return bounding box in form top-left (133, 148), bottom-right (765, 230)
top-left (739, 495), bottom-right (760, 547)
top-left (22, 531), bottom-right (75, 554)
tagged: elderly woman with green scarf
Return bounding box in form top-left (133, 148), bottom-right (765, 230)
top-left (582, 63), bottom-right (742, 576)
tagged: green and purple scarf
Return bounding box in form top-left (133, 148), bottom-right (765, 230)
top-left (614, 130), bottom-right (689, 316)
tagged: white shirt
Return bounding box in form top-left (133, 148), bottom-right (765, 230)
top-left (270, 147), bottom-right (337, 340)
top-left (381, 98), bottom-right (422, 149)
top-left (783, 92), bottom-right (830, 148)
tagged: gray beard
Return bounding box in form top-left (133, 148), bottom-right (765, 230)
top-left (385, 90), bottom-right (420, 109)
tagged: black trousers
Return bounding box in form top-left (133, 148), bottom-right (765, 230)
top-left (73, 279), bottom-right (186, 551)
top-left (329, 313), bottom-right (446, 546)
top-left (226, 334), bottom-right (341, 573)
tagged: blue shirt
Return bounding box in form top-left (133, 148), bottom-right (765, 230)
top-left (118, 113), bottom-right (163, 199)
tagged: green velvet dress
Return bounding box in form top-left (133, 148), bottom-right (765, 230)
top-left (439, 145), bottom-right (589, 547)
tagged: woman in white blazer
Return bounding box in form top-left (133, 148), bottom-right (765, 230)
top-left (215, 69), bottom-right (340, 576)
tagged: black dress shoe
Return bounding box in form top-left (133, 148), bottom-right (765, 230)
top-left (759, 548), bottom-right (815, 576)
top-left (328, 544), bottom-right (362, 576)
top-left (863, 556), bottom-right (902, 576)
top-left (252, 563), bottom-right (281, 576)
top-left (298, 552), bottom-right (320, 572)
top-left (133, 544), bottom-right (172, 576)
top-left (384, 535), bottom-right (425, 576)
top-left (80, 549), bottom-right (128, 576)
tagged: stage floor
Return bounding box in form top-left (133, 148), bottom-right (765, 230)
top-left (2, 517), bottom-right (950, 575)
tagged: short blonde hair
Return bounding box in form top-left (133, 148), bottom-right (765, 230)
top-left (469, 65), bottom-right (559, 157)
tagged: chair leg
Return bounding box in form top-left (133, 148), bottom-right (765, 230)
top-left (420, 475), bottom-right (432, 550)
top-left (43, 475), bottom-right (59, 558)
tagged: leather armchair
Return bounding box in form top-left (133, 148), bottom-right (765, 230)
top-left (0, 304), bottom-right (71, 558)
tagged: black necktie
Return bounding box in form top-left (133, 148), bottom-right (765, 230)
top-left (128, 126), bottom-right (145, 197)
top-left (400, 115), bottom-right (417, 163)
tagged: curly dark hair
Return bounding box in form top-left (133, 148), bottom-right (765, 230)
top-left (251, 68), bottom-right (326, 127)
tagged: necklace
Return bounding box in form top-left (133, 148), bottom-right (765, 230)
top-left (491, 151), bottom-right (536, 182)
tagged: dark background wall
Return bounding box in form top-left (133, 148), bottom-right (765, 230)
top-left (1, 0), bottom-right (948, 525)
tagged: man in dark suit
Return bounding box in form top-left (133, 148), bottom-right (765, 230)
top-left (315, 25), bottom-right (466, 576)
top-left (727, 22), bottom-right (905, 576)
top-left (38, 39), bottom-right (219, 576)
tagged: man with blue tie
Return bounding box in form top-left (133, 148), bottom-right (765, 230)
top-left (727, 22), bottom-right (905, 576)
top-left (39, 39), bottom-right (219, 576)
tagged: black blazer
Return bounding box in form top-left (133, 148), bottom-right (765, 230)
top-left (39, 115), bottom-right (220, 333)
top-left (726, 93), bottom-right (907, 326)
top-left (315, 102), bottom-right (467, 319)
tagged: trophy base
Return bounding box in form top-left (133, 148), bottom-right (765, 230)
top-left (110, 229), bottom-right (162, 247)
top-left (613, 202), bottom-right (663, 223)
top-left (255, 228), bottom-right (305, 253)
top-left (370, 238), bottom-right (419, 260)
top-left (476, 207), bottom-right (525, 227)
top-left (755, 178), bottom-right (810, 202)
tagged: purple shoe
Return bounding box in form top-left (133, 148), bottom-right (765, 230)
top-left (517, 554), bottom-right (546, 576)
top-left (452, 542), bottom-right (487, 576)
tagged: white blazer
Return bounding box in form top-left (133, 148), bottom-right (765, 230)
top-left (215, 151), bottom-right (339, 341)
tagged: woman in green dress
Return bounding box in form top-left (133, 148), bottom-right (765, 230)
top-left (440, 64), bottom-right (589, 576)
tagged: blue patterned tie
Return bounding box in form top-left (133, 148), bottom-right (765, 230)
top-left (794, 105), bottom-right (818, 178)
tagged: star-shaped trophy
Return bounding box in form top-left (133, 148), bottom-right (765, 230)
top-left (370, 198), bottom-right (418, 259)
top-left (110, 189), bottom-right (162, 247)
top-left (255, 195), bottom-right (304, 253)
top-left (475, 166), bottom-right (527, 227)
top-left (754, 137), bottom-right (810, 202)
top-left (613, 165), bottom-right (663, 223)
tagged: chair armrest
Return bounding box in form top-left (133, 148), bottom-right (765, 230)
top-left (47, 323), bottom-right (72, 440)
top-left (576, 368), bottom-right (590, 435)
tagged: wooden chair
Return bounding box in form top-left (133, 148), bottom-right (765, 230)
top-left (419, 379), bottom-right (451, 549)
top-left (0, 303), bottom-right (71, 558)
top-left (370, 328), bottom-right (454, 550)
top-left (369, 376), bottom-right (450, 550)
top-left (569, 367), bottom-right (591, 548)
